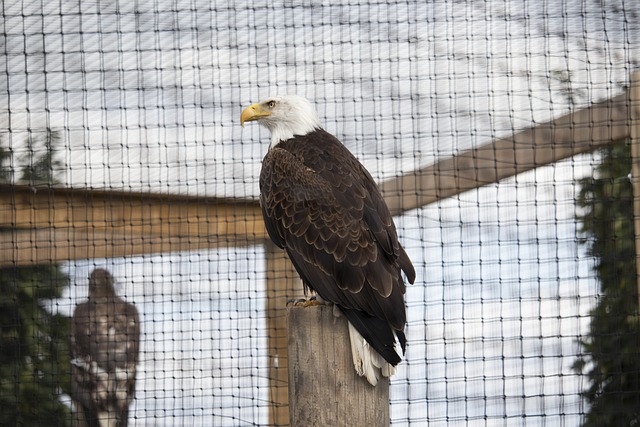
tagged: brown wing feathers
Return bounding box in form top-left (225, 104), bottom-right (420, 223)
top-left (260, 129), bottom-right (415, 365)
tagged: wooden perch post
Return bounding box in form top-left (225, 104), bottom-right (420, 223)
top-left (287, 305), bottom-right (390, 427)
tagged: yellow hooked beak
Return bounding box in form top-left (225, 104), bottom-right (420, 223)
top-left (240, 103), bottom-right (271, 127)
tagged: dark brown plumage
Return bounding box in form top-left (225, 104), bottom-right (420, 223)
top-left (260, 129), bottom-right (415, 365)
top-left (70, 269), bottom-right (140, 427)
top-left (243, 95), bottom-right (415, 385)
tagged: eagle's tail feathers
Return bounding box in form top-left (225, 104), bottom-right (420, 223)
top-left (347, 322), bottom-right (396, 386)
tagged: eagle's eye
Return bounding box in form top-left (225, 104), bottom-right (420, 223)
top-left (267, 100), bottom-right (276, 109)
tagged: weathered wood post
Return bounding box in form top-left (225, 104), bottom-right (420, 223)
top-left (266, 242), bottom-right (305, 426)
top-left (287, 304), bottom-right (390, 427)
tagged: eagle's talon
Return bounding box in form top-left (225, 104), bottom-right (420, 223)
top-left (302, 297), bottom-right (323, 307)
top-left (286, 296), bottom-right (324, 307)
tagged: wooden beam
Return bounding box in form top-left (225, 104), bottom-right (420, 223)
top-left (287, 304), bottom-right (390, 427)
top-left (265, 242), bottom-right (305, 426)
top-left (1, 228), bottom-right (240, 266)
top-left (380, 93), bottom-right (631, 215)
top-left (0, 185), bottom-right (265, 266)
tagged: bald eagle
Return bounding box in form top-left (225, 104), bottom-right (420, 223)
top-left (70, 269), bottom-right (140, 427)
top-left (241, 95), bottom-right (416, 386)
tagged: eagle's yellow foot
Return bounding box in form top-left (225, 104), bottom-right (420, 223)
top-left (286, 296), bottom-right (324, 307)
top-left (302, 298), bottom-right (324, 307)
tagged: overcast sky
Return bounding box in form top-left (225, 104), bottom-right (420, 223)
top-left (4, 0), bottom-right (639, 425)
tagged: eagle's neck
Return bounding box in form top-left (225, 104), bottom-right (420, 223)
top-left (89, 285), bottom-right (116, 301)
top-left (265, 108), bottom-right (322, 148)
top-left (269, 125), bottom-right (321, 148)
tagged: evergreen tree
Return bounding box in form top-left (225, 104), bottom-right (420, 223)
top-left (575, 139), bottom-right (640, 425)
top-left (0, 130), bottom-right (72, 426)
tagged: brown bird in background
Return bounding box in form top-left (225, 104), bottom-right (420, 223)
top-left (70, 269), bottom-right (140, 427)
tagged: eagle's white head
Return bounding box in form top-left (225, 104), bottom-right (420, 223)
top-left (240, 95), bottom-right (322, 147)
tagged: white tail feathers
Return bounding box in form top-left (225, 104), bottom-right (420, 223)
top-left (347, 322), bottom-right (397, 386)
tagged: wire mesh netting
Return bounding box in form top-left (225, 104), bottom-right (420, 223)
top-left (2, 0), bottom-right (640, 426)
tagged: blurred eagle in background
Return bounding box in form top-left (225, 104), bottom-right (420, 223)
top-left (70, 269), bottom-right (140, 427)
top-left (241, 95), bottom-right (416, 386)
